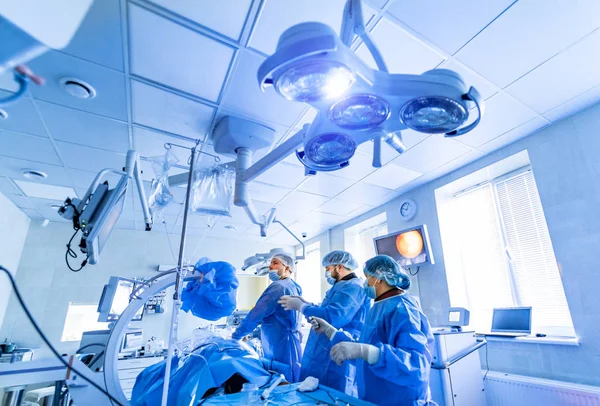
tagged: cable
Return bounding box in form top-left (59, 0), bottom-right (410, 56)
top-left (0, 265), bottom-right (124, 406)
top-left (65, 228), bottom-right (87, 272)
top-left (408, 266), bottom-right (420, 276)
top-left (483, 342), bottom-right (490, 381)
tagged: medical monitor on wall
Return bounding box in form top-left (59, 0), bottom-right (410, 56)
top-left (374, 224), bottom-right (434, 267)
top-left (98, 276), bottom-right (143, 322)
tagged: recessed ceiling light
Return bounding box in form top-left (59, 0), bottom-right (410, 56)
top-left (14, 180), bottom-right (77, 201)
top-left (224, 225), bottom-right (237, 230)
top-left (59, 77), bottom-right (96, 99)
top-left (0, 109), bottom-right (7, 120)
top-left (21, 169), bottom-right (48, 180)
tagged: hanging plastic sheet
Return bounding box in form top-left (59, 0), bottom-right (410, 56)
top-left (148, 150), bottom-right (179, 221)
top-left (181, 261), bottom-right (239, 321)
top-left (191, 160), bottom-right (235, 217)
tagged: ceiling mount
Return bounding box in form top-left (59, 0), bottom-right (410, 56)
top-left (59, 77), bottom-right (97, 99)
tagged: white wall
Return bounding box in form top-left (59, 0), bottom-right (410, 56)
top-left (0, 222), bottom-right (290, 355)
top-left (0, 191), bottom-right (30, 332)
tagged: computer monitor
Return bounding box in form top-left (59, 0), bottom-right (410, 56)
top-left (98, 277), bottom-right (144, 322)
top-left (373, 224), bottom-right (434, 267)
top-left (491, 307), bottom-right (532, 334)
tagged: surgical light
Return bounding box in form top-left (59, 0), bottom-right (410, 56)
top-left (399, 96), bottom-right (468, 134)
top-left (329, 94), bottom-right (391, 130)
top-left (298, 132), bottom-right (356, 171)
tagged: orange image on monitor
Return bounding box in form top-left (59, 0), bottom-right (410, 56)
top-left (395, 230), bottom-right (424, 259)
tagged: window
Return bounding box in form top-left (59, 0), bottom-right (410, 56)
top-left (344, 213), bottom-right (388, 276)
top-left (296, 242), bottom-right (322, 304)
top-left (444, 168), bottom-right (574, 336)
top-left (61, 303), bottom-right (109, 342)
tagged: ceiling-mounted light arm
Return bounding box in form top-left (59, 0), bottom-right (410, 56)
top-left (125, 150), bottom-right (153, 230)
top-left (273, 219), bottom-right (305, 260)
top-left (372, 135), bottom-right (382, 168)
top-left (445, 87), bottom-right (484, 137)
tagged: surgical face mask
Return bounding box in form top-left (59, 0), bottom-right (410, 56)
top-left (268, 271), bottom-right (280, 282)
top-left (325, 270), bottom-right (336, 286)
top-left (364, 278), bottom-right (376, 299)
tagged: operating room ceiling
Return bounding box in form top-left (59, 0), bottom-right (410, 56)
top-left (1, 0), bottom-right (600, 245)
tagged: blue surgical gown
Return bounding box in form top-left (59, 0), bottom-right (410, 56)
top-left (331, 293), bottom-right (435, 406)
top-left (232, 277), bottom-right (303, 383)
top-left (301, 277), bottom-right (371, 396)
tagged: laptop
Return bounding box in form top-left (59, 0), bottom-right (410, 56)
top-left (481, 307), bottom-right (532, 337)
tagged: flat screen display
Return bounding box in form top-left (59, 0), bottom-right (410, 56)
top-left (491, 307), bottom-right (531, 333)
top-left (449, 311), bottom-right (461, 323)
top-left (374, 225), bottom-right (434, 267)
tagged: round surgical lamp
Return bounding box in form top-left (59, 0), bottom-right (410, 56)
top-left (296, 132), bottom-right (356, 171)
top-left (329, 93), bottom-right (391, 130)
top-left (258, 22), bottom-right (356, 103)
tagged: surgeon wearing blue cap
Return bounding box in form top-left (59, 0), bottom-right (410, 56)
top-left (310, 255), bottom-right (435, 406)
top-left (278, 250), bottom-right (371, 396)
top-left (232, 253), bottom-right (303, 383)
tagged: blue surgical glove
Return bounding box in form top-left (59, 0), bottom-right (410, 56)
top-left (330, 342), bottom-right (381, 366)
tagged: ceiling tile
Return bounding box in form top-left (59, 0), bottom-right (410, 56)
top-left (335, 182), bottom-right (392, 206)
top-left (256, 162), bottom-right (307, 188)
top-left (278, 191), bottom-right (330, 211)
top-left (131, 81), bottom-right (215, 140)
top-left (356, 17), bottom-right (445, 74)
top-left (0, 158), bottom-right (71, 187)
top-left (328, 151), bottom-right (377, 181)
top-left (133, 127), bottom-right (196, 164)
top-left (456, 92), bottom-right (538, 148)
top-left (175, 212), bottom-right (214, 228)
top-left (425, 149), bottom-right (486, 180)
top-left (249, 0), bottom-right (347, 55)
top-left (386, 0), bottom-right (515, 55)
top-left (249, 182), bottom-right (291, 204)
top-left (148, 0), bottom-right (252, 40)
top-left (293, 108), bottom-right (318, 131)
top-left (20, 208), bottom-right (44, 220)
top-left (544, 85), bottom-right (600, 123)
top-left (139, 160), bottom-right (188, 183)
top-left (27, 51), bottom-right (128, 121)
top-left (438, 59), bottom-right (499, 100)
top-left (0, 178), bottom-right (20, 196)
top-left (298, 211), bottom-right (347, 228)
top-left (37, 101), bottom-right (129, 153)
top-left (0, 73), bottom-right (21, 93)
top-left (297, 173), bottom-right (354, 197)
top-left (346, 204), bottom-right (376, 219)
top-left (207, 221), bottom-right (252, 239)
top-left (0, 91), bottom-right (47, 137)
top-left (266, 229), bottom-right (299, 246)
top-left (61, 0), bottom-right (124, 71)
top-left (356, 138), bottom-right (422, 166)
top-left (271, 204), bottom-right (311, 224)
top-left (0, 130), bottom-right (62, 165)
top-left (115, 219), bottom-right (136, 231)
top-left (129, 4), bottom-right (234, 102)
top-left (505, 29), bottom-right (600, 114)
top-left (68, 168), bottom-right (124, 190)
top-left (220, 50), bottom-right (306, 127)
top-left (361, 163), bottom-right (422, 190)
top-left (315, 198), bottom-right (363, 216)
top-left (477, 117), bottom-right (550, 155)
top-left (391, 134), bottom-right (473, 173)
top-left (455, 0), bottom-right (600, 88)
top-left (7, 195), bottom-right (36, 210)
top-left (276, 221), bottom-right (328, 242)
top-left (55, 141), bottom-right (125, 172)
top-left (14, 180), bottom-right (76, 201)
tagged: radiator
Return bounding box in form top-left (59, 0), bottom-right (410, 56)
top-left (484, 371), bottom-right (600, 406)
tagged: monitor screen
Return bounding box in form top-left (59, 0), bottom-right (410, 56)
top-left (448, 311), bottom-right (461, 323)
top-left (374, 225), bottom-right (434, 267)
top-left (491, 307), bottom-right (531, 333)
top-left (98, 277), bottom-right (144, 322)
top-left (96, 188), bottom-right (126, 255)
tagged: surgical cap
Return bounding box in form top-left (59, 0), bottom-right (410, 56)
top-left (364, 255), bottom-right (411, 290)
top-left (273, 253), bottom-right (296, 273)
top-left (322, 250), bottom-right (358, 270)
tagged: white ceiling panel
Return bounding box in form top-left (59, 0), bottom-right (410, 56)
top-left (298, 211), bottom-right (347, 228)
top-left (55, 141), bottom-right (126, 173)
top-left (456, 0), bottom-right (600, 88)
top-left (345, 204), bottom-right (376, 219)
top-left (139, 160), bottom-right (188, 183)
top-left (335, 182), bottom-right (392, 206)
top-left (37, 101), bottom-right (129, 153)
top-left (131, 81), bottom-right (215, 140)
top-left (249, 182), bottom-right (292, 204)
top-left (115, 219), bottom-right (136, 231)
top-left (0, 92), bottom-right (47, 137)
top-left (8, 195), bottom-right (36, 209)
top-left (356, 17), bottom-right (445, 75)
top-left (27, 51), bottom-right (128, 121)
top-left (278, 191), bottom-right (330, 211)
top-left (174, 212), bottom-right (213, 228)
top-left (271, 203), bottom-right (311, 224)
top-left (386, 0), bottom-right (515, 55)
top-left (297, 173), bottom-right (354, 197)
top-left (361, 162), bottom-right (422, 190)
top-left (133, 127), bottom-right (196, 163)
top-left (315, 198), bottom-right (363, 216)
top-left (356, 141), bottom-right (402, 166)
top-left (505, 30), bottom-right (600, 114)
top-left (20, 208), bottom-right (44, 220)
top-left (392, 134), bottom-right (473, 173)
top-left (423, 150), bottom-right (486, 181)
top-left (0, 130), bottom-right (62, 165)
top-left (0, 158), bottom-right (71, 187)
top-left (329, 151), bottom-right (377, 181)
top-left (456, 92), bottom-right (538, 148)
top-left (61, 0), bottom-right (124, 71)
top-left (148, 0), bottom-right (252, 40)
top-left (220, 50), bottom-right (307, 127)
top-left (67, 168), bottom-right (123, 190)
top-left (477, 117), bottom-right (550, 155)
top-left (256, 162), bottom-right (307, 188)
top-left (544, 85), bottom-right (600, 123)
top-left (438, 59), bottom-right (499, 100)
top-left (0, 178), bottom-right (20, 196)
top-left (129, 4), bottom-right (234, 102)
top-left (249, 0), bottom-right (347, 55)
top-left (207, 221), bottom-right (252, 239)
top-left (293, 108), bottom-right (318, 131)
top-left (266, 229), bottom-right (299, 246)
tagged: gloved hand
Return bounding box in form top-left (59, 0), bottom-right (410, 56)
top-left (292, 295), bottom-right (309, 304)
top-left (309, 317), bottom-right (337, 340)
top-left (278, 295), bottom-right (307, 312)
top-left (330, 342), bottom-right (381, 366)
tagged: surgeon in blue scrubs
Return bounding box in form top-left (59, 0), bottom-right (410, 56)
top-left (310, 255), bottom-right (436, 406)
top-left (232, 253), bottom-right (303, 383)
top-left (278, 250), bottom-right (370, 396)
